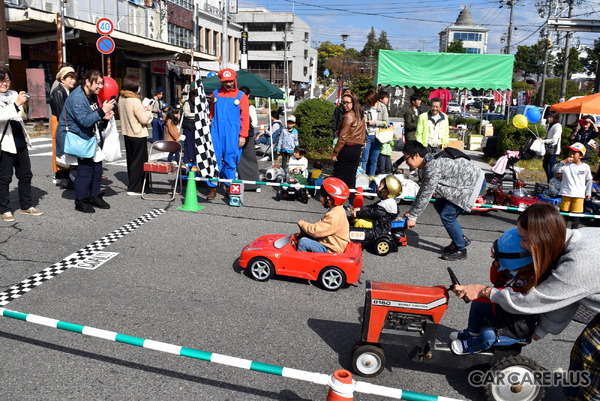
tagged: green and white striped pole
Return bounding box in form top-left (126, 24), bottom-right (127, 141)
top-left (0, 308), bottom-right (463, 401)
top-left (186, 176), bottom-right (600, 219)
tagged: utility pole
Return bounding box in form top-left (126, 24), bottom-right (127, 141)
top-left (283, 23), bottom-right (289, 111)
top-left (539, 33), bottom-right (551, 105)
top-left (221, 0), bottom-right (229, 69)
top-left (559, 0), bottom-right (574, 103)
top-left (506, 0), bottom-right (515, 54)
top-left (0, 0), bottom-right (9, 66)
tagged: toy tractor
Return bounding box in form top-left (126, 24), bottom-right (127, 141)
top-left (351, 269), bottom-right (546, 401)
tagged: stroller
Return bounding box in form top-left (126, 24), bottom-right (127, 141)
top-left (485, 139), bottom-right (540, 208)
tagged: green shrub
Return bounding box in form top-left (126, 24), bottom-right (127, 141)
top-left (294, 98), bottom-right (336, 153)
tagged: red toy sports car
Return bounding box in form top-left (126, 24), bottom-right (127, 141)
top-left (239, 233), bottom-right (363, 291)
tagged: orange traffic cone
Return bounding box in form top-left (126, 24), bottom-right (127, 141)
top-left (326, 369), bottom-right (354, 400)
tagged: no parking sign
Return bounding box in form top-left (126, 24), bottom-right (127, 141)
top-left (96, 36), bottom-right (115, 54)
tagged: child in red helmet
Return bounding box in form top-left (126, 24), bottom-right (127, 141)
top-left (297, 177), bottom-right (350, 253)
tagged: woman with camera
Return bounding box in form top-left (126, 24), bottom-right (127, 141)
top-left (0, 66), bottom-right (43, 222)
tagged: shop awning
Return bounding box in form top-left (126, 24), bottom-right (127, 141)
top-left (376, 50), bottom-right (514, 91)
top-left (202, 70), bottom-right (285, 99)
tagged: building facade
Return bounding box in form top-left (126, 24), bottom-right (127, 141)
top-left (439, 7), bottom-right (489, 54)
top-left (233, 8), bottom-right (317, 98)
top-left (3, 0), bottom-right (241, 114)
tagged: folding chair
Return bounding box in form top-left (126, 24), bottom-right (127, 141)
top-left (141, 140), bottom-right (182, 201)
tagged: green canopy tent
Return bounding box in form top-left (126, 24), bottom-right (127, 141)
top-left (376, 50), bottom-right (514, 90)
top-left (201, 70), bottom-right (284, 99)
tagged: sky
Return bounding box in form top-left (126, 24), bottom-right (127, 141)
top-left (238, 0), bottom-right (600, 54)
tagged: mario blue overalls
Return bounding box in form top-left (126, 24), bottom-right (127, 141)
top-left (209, 88), bottom-right (244, 187)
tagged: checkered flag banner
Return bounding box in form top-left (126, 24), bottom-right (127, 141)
top-left (193, 78), bottom-right (219, 178)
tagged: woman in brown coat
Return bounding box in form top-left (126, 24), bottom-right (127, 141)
top-left (118, 75), bottom-right (153, 196)
top-left (333, 92), bottom-right (366, 203)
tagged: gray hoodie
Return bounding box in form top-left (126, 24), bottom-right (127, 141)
top-left (490, 228), bottom-right (600, 338)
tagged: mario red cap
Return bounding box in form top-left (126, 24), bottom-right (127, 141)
top-left (567, 142), bottom-right (586, 156)
top-left (218, 68), bottom-right (237, 82)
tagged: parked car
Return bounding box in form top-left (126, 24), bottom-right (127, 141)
top-left (447, 102), bottom-right (461, 114)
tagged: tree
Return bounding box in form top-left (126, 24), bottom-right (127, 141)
top-left (535, 78), bottom-right (581, 105)
top-left (376, 31), bottom-right (392, 53)
top-left (361, 27), bottom-right (378, 59)
top-left (348, 75), bottom-right (376, 105)
top-left (294, 98), bottom-right (336, 153)
top-left (583, 41), bottom-right (600, 76)
top-left (317, 41), bottom-right (345, 76)
top-left (553, 46), bottom-right (585, 79)
top-left (445, 40), bottom-right (466, 53)
top-left (514, 39), bottom-right (554, 80)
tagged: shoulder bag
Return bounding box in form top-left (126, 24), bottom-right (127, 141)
top-left (63, 108), bottom-right (97, 159)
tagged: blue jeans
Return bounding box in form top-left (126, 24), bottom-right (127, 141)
top-left (361, 134), bottom-right (380, 176)
top-left (433, 198), bottom-right (466, 249)
top-left (467, 301), bottom-right (524, 352)
top-left (543, 154), bottom-right (556, 183)
top-left (297, 237), bottom-right (328, 253)
top-left (151, 118), bottom-right (164, 142)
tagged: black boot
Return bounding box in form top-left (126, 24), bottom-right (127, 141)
top-left (75, 199), bottom-right (95, 213)
top-left (88, 196), bottom-right (110, 209)
top-left (442, 248), bottom-right (467, 261)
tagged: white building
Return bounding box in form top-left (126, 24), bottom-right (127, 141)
top-left (439, 7), bottom-right (489, 54)
top-left (233, 8), bottom-right (317, 97)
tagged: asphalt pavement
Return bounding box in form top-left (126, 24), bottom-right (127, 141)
top-left (0, 134), bottom-right (581, 400)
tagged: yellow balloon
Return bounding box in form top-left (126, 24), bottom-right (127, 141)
top-left (513, 114), bottom-right (528, 129)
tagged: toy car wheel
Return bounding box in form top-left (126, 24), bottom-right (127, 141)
top-left (248, 257), bottom-right (275, 282)
top-left (484, 194), bottom-right (495, 205)
top-left (373, 239), bottom-right (392, 256)
top-left (319, 266), bottom-right (346, 291)
top-left (275, 189), bottom-right (282, 201)
top-left (485, 355), bottom-right (546, 401)
top-left (503, 200), bottom-right (511, 207)
top-left (300, 191), bottom-right (309, 204)
top-left (351, 344), bottom-right (386, 377)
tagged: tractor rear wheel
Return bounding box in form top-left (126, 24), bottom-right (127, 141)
top-left (485, 355), bottom-right (546, 401)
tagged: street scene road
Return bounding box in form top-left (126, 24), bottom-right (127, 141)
top-left (0, 136), bottom-right (586, 401)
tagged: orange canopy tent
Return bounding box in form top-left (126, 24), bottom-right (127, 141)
top-left (550, 92), bottom-right (600, 114)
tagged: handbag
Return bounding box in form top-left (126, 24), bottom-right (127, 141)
top-left (375, 127), bottom-right (394, 144)
top-left (64, 131), bottom-right (97, 159)
top-left (62, 108), bottom-right (97, 159)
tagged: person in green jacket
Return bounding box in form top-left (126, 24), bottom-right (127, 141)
top-left (415, 97), bottom-right (449, 153)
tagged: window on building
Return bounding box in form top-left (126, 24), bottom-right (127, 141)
top-left (304, 32), bottom-right (309, 42)
top-left (168, 24), bottom-right (194, 50)
top-left (247, 23), bottom-right (276, 32)
top-left (465, 48), bottom-right (481, 54)
top-left (248, 42), bottom-right (275, 51)
top-left (304, 49), bottom-right (308, 59)
top-left (169, 0), bottom-right (193, 10)
top-left (453, 32), bottom-right (482, 42)
top-left (303, 66), bottom-right (308, 75)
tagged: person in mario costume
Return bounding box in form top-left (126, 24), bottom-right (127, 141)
top-left (207, 68), bottom-right (250, 200)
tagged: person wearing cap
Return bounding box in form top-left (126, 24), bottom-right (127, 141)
top-left (50, 64), bottom-right (78, 189)
top-left (276, 115), bottom-right (299, 171)
top-left (151, 87), bottom-right (164, 142)
top-left (449, 227), bottom-right (540, 355)
top-left (559, 142), bottom-right (592, 229)
top-left (569, 114), bottom-right (598, 161)
top-left (207, 68), bottom-right (250, 200)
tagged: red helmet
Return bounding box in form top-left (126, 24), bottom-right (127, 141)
top-left (321, 177), bottom-right (350, 206)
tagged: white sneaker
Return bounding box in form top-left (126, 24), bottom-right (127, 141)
top-left (256, 188), bottom-right (261, 193)
top-left (1, 212), bottom-right (15, 222)
top-left (127, 192), bottom-right (142, 196)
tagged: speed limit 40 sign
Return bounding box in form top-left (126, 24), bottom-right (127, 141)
top-left (96, 18), bottom-right (114, 36)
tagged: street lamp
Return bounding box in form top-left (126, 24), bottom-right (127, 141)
top-left (338, 34), bottom-right (349, 105)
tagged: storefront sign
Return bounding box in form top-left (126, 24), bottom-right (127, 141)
top-left (152, 60), bottom-right (167, 74)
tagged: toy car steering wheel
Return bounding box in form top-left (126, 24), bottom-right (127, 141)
top-left (448, 267), bottom-right (469, 303)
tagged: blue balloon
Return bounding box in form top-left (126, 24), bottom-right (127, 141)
top-left (525, 107), bottom-right (541, 124)
top-left (207, 71), bottom-right (217, 78)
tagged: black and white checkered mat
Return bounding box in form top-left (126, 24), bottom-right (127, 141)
top-left (0, 208), bottom-right (165, 306)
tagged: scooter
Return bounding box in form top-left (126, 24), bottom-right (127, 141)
top-left (351, 268), bottom-right (546, 401)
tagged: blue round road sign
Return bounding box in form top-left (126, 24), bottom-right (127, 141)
top-left (96, 36), bottom-right (115, 55)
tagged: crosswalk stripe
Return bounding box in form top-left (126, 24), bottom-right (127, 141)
top-left (29, 137), bottom-right (51, 143)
